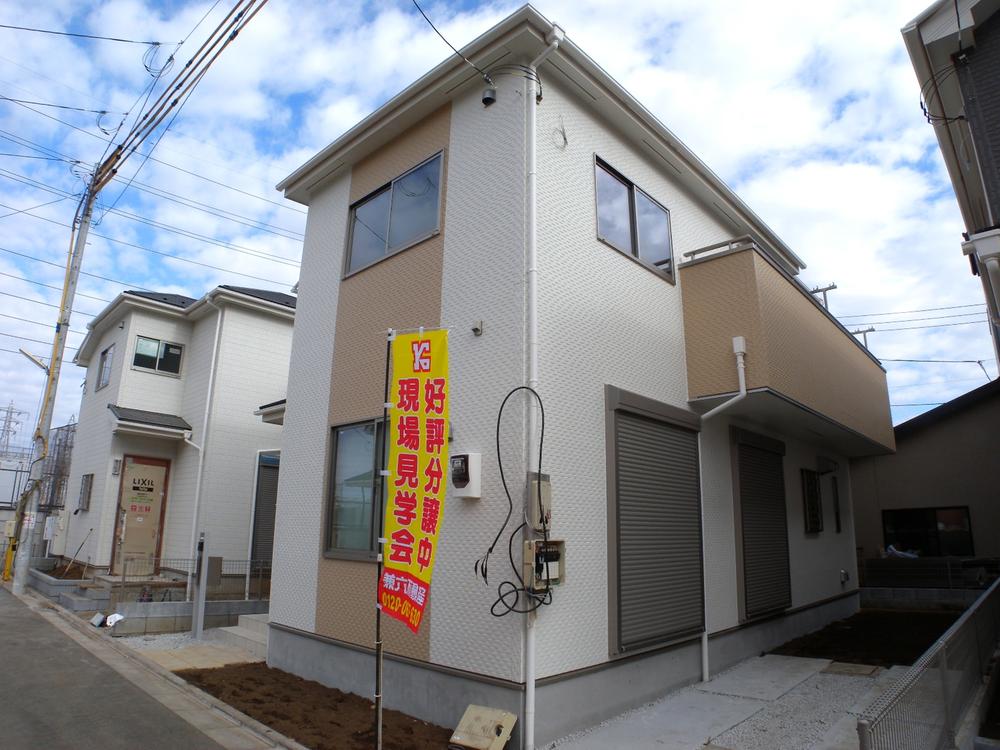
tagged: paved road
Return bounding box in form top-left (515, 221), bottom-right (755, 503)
top-left (0, 587), bottom-right (225, 749)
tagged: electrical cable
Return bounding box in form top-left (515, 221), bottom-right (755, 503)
top-left (0, 95), bottom-right (121, 116)
top-left (0, 270), bottom-right (110, 303)
top-left (0, 196), bottom-right (71, 220)
top-left (0, 331), bottom-right (77, 351)
top-left (0, 23), bottom-right (166, 46)
top-left (475, 386), bottom-right (553, 617)
top-left (880, 357), bottom-right (995, 363)
top-left (0, 246), bottom-right (154, 291)
top-left (874, 318), bottom-right (986, 332)
top-left (839, 302), bottom-right (984, 319)
top-left (411, 0), bottom-right (494, 86)
top-left (0, 290), bottom-right (95, 317)
top-left (0, 310), bottom-right (84, 334)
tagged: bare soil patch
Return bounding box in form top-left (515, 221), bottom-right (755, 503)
top-left (44, 563), bottom-right (91, 580)
top-left (175, 661), bottom-right (452, 750)
top-left (771, 608), bottom-right (960, 667)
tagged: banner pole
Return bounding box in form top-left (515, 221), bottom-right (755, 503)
top-left (374, 329), bottom-right (393, 750)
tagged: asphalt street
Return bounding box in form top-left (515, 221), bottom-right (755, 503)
top-left (0, 587), bottom-right (225, 749)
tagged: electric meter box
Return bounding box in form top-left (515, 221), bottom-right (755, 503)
top-left (527, 472), bottom-right (551, 531)
top-left (450, 452), bottom-right (481, 499)
top-left (523, 539), bottom-right (565, 592)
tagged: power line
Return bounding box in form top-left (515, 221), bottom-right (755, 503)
top-left (889, 375), bottom-right (989, 389)
top-left (840, 302), bottom-right (985, 319)
top-left (0, 246), bottom-right (154, 291)
top-left (0, 196), bottom-right (71, 220)
top-left (853, 311), bottom-right (986, 325)
top-left (0, 23), bottom-right (165, 46)
top-left (0, 290), bottom-right (95, 317)
top-left (875, 319), bottom-right (987, 332)
top-left (0, 95), bottom-right (121, 116)
top-left (0, 330), bottom-right (77, 351)
top-left (891, 402), bottom-right (945, 407)
top-left (0, 270), bottom-right (111, 304)
top-left (0, 311), bottom-right (84, 334)
top-left (0, 198), bottom-right (291, 286)
top-left (0, 152), bottom-right (68, 161)
top-left (410, 0), bottom-right (493, 86)
top-left (881, 357), bottom-right (995, 363)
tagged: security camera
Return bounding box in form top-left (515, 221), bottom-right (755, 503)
top-left (482, 86), bottom-right (497, 107)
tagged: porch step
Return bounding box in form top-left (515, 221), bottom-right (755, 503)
top-left (59, 590), bottom-right (109, 612)
top-left (214, 624), bottom-right (267, 659)
top-left (237, 613), bottom-right (269, 638)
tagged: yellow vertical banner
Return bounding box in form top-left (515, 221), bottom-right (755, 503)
top-left (378, 329), bottom-right (449, 633)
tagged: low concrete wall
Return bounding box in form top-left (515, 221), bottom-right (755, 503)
top-left (861, 587), bottom-right (980, 610)
top-left (28, 568), bottom-right (82, 600)
top-left (267, 592), bottom-right (859, 749)
top-left (111, 599), bottom-right (269, 636)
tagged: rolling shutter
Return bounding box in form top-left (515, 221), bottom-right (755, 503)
top-left (738, 441), bottom-right (790, 619)
top-left (615, 411), bottom-right (703, 652)
top-left (252, 461), bottom-right (279, 563)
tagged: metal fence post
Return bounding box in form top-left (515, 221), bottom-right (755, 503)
top-left (119, 557), bottom-right (127, 607)
top-left (938, 645), bottom-right (957, 750)
top-left (192, 532), bottom-right (207, 640)
top-left (857, 718), bottom-right (873, 750)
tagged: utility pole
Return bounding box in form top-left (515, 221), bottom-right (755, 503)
top-left (852, 326), bottom-right (876, 349)
top-left (810, 283), bottom-right (838, 309)
top-left (3, 0), bottom-right (271, 590)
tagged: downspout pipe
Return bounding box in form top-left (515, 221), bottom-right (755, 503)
top-left (185, 300), bottom-right (224, 599)
top-left (524, 23), bottom-right (564, 750)
top-left (696, 336), bottom-right (747, 682)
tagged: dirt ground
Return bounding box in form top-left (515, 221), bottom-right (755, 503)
top-left (44, 562), bottom-right (90, 579)
top-left (770, 608), bottom-right (960, 667)
top-left (176, 662), bottom-right (453, 750)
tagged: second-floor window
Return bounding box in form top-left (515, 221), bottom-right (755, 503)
top-left (595, 157), bottom-right (674, 280)
top-left (96, 344), bottom-right (114, 390)
top-left (133, 336), bottom-right (183, 375)
top-left (346, 152), bottom-right (443, 275)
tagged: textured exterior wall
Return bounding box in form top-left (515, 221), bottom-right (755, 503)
top-left (431, 75), bottom-right (527, 681)
top-left (958, 9), bottom-right (1000, 226)
top-left (117, 310), bottom-right (192, 415)
top-left (681, 249), bottom-right (894, 450)
top-left (269, 176), bottom-right (349, 634)
top-left (199, 305), bottom-right (289, 561)
top-left (533, 76), bottom-right (733, 678)
top-left (63, 319), bottom-right (126, 567)
top-left (851, 391), bottom-right (1000, 559)
top-left (315, 105), bottom-right (451, 663)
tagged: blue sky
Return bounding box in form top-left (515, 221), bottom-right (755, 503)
top-left (0, 0), bottom-right (995, 447)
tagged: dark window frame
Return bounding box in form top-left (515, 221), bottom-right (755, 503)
top-left (78, 473), bottom-right (93, 511)
top-left (801, 468), bottom-right (823, 534)
top-left (324, 418), bottom-right (387, 561)
top-left (132, 335), bottom-right (184, 376)
top-left (96, 344), bottom-right (114, 391)
top-left (882, 506), bottom-right (974, 558)
top-left (593, 156), bottom-right (675, 283)
top-left (344, 151), bottom-right (444, 277)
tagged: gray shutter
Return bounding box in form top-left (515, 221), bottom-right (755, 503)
top-left (738, 443), bottom-right (790, 618)
top-left (252, 463), bottom-right (279, 562)
top-left (616, 411), bottom-right (703, 652)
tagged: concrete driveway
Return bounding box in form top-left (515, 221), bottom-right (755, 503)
top-left (551, 654), bottom-right (908, 750)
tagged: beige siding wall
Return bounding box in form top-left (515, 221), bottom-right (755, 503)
top-left (852, 392), bottom-right (1000, 559)
top-left (316, 104), bottom-right (451, 662)
top-left (681, 249), bottom-right (894, 451)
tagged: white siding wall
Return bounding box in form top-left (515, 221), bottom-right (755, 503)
top-left (199, 305), bottom-right (290, 561)
top-left (269, 176), bottom-right (349, 632)
top-left (533, 77), bottom-right (734, 677)
top-left (62, 319), bottom-right (128, 567)
top-left (117, 310), bottom-right (191, 415)
top-left (431, 75), bottom-right (527, 681)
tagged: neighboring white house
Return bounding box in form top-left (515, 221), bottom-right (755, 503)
top-left (51, 286), bottom-right (294, 574)
top-left (266, 7), bottom-right (894, 748)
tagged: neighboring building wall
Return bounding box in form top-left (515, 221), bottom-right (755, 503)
top-left (852, 392), bottom-right (1000, 559)
top-left (62, 319), bottom-right (127, 568)
top-left (200, 305), bottom-right (289, 561)
top-left (957, 9), bottom-right (1000, 226)
top-left (532, 74), bottom-right (732, 678)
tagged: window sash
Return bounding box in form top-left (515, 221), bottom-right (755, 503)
top-left (97, 345), bottom-right (114, 390)
top-left (133, 336), bottom-right (183, 375)
top-left (346, 153), bottom-right (443, 274)
top-left (78, 473), bottom-right (93, 511)
top-left (326, 419), bottom-right (386, 554)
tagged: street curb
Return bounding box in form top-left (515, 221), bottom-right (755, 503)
top-left (19, 589), bottom-right (311, 750)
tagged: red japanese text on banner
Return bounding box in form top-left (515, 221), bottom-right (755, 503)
top-left (377, 329), bottom-right (449, 633)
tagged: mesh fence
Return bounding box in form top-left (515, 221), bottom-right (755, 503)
top-left (110, 556), bottom-right (271, 606)
top-left (857, 578), bottom-right (1000, 750)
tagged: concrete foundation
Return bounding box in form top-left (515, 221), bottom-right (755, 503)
top-left (267, 591), bottom-right (859, 748)
top-left (861, 586), bottom-right (980, 610)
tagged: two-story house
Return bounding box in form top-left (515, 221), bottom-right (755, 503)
top-left (265, 7), bottom-right (894, 748)
top-left (54, 286), bottom-right (294, 576)
top-left (903, 0), bottom-right (1000, 362)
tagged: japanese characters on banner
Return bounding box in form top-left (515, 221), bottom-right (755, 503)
top-left (378, 329), bottom-right (449, 633)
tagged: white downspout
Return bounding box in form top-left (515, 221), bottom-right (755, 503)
top-left (185, 301), bottom-right (224, 599)
top-left (524, 23), bottom-right (564, 750)
top-left (696, 336), bottom-right (747, 682)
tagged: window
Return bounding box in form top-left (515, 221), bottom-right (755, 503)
top-left (133, 336), bottom-right (183, 375)
top-left (97, 344), bottom-right (114, 390)
top-left (78, 473), bottom-right (93, 511)
top-left (595, 158), bottom-right (674, 278)
top-left (883, 507), bottom-right (973, 557)
top-left (326, 420), bottom-right (386, 555)
top-left (346, 153), bottom-right (443, 274)
top-left (802, 469), bottom-right (823, 534)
